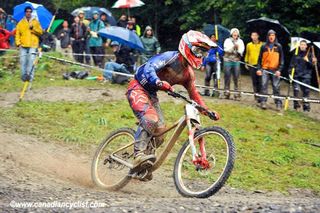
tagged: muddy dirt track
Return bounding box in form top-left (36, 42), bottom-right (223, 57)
top-left (1, 130), bottom-right (320, 213)
top-left (0, 79), bottom-right (320, 212)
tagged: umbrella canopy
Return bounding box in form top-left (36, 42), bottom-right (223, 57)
top-left (290, 37), bottom-right (311, 51)
top-left (300, 31), bottom-right (320, 42)
top-left (246, 17), bottom-right (290, 46)
top-left (13, 1), bottom-right (53, 29)
top-left (49, 19), bottom-right (63, 34)
top-left (314, 42), bottom-right (320, 50)
top-left (112, 0), bottom-right (145, 8)
top-left (98, 26), bottom-right (144, 51)
top-left (71, 7), bottom-right (116, 26)
top-left (203, 24), bottom-right (230, 44)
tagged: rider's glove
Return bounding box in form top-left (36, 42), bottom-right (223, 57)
top-left (200, 108), bottom-right (220, 121)
top-left (156, 80), bottom-right (174, 92)
top-left (207, 110), bottom-right (220, 121)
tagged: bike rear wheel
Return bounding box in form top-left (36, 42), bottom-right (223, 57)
top-left (91, 128), bottom-right (135, 190)
top-left (173, 126), bottom-right (235, 198)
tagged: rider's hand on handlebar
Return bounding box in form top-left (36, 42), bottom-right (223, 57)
top-left (200, 108), bottom-right (220, 121)
top-left (156, 80), bottom-right (174, 92)
top-left (208, 110), bottom-right (220, 121)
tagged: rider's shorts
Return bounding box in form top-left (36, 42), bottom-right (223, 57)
top-left (127, 79), bottom-right (164, 134)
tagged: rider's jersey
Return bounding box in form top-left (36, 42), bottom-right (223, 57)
top-left (134, 51), bottom-right (206, 107)
top-left (135, 51), bottom-right (178, 93)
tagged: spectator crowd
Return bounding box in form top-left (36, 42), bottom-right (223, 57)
top-left (0, 6), bottom-right (319, 112)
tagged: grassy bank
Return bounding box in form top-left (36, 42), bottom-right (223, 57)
top-left (0, 51), bottom-right (106, 92)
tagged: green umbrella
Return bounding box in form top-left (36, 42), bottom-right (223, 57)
top-left (49, 19), bottom-right (64, 33)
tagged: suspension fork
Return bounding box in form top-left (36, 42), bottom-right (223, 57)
top-left (186, 118), bottom-right (206, 160)
top-left (187, 118), bottom-right (209, 169)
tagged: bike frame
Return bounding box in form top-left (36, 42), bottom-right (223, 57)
top-left (110, 104), bottom-right (207, 173)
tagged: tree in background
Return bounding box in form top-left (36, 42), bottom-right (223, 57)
top-left (3, 0), bottom-right (320, 50)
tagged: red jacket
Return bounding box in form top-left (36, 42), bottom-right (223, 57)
top-left (0, 27), bottom-right (11, 49)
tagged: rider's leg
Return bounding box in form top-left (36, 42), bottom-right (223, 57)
top-left (127, 82), bottom-right (159, 167)
top-left (152, 99), bottom-right (166, 147)
top-left (132, 110), bottom-right (159, 168)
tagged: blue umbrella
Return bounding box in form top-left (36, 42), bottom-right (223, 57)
top-left (71, 7), bottom-right (116, 26)
top-left (98, 26), bottom-right (145, 51)
top-left (13, 1), bottom-right (53, 29)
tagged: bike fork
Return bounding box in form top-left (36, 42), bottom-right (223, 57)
top-left (186, 119), bottom-right (210, 169)
top-left (186, 118), bottom-right (198, 161)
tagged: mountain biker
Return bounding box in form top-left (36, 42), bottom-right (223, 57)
top-left (126, 30), bottom-right (221, 174)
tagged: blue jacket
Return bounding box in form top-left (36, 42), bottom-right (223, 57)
top-left (135, 51), bottom-right (178, 93)
top-left (202, 45), bottom-right (224, 66)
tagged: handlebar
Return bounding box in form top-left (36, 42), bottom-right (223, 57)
top-left (167, 91), bottom-right (218, 120)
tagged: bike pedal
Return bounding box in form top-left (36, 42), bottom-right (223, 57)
top-left (130, 160), bottom-right (154, 174)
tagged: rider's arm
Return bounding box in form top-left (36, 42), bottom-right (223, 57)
top-left (143, 62), bottom-right (161, 86)
top-left (142, 52), bottom-right (177, 86)
top-left (183, 66), bottom-right (207, 108)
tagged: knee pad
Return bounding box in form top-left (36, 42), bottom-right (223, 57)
top-left (140, 118), bottom-right (158, 134)
top-left (140, 108), bottom-right (159, 134)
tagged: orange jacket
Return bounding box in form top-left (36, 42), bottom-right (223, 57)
top-left (258, 43), bottom-right (284, 71)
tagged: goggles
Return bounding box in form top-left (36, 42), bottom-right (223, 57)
top-left (191, 46), bottom-right (208, 58)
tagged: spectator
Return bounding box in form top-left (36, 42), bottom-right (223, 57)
top-left (127, 20), bottom-right (136, 33)
top-left (103, 41), bottom-right (133, 83)
top-left (15, 6), bottom-right (43, 83)
top-left (288, 40), bottom-right (317, 112)
top-left (39, 31), bottom-right (56, 51)
top-left (100, 13), bottom-right (109, 27)
top-left (244, 31), bottom-right (263, 102)
top-left (70, 16), bottom-right (87, 63)
top-left (257, 29), bottom-right (284, 110)
top-left (140, 26), bottom-right (161, 64)
top-left (57, 21), bottom-right (72, 56)
top-left (78, 10), bottom-right (90, 26)
top-left (117, 14), bottom-right (127, 28)
top-left (78, 10), bottom-right (91, 64)
top-left (88, 11), bottom-right (105, 68)
top-left (223, 28), bottom-right (244, 100)
top-left (0, 26), bottom-right (11, 49)
top-left (5, 15), bottom-right (17, 47)
top-left (129, 16), bottom-right (141, 36)
top-left (0, 8), bottom-right (7, 29)
top-left (201, 34), bottom-right (224, 96)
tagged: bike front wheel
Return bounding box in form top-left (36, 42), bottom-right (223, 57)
top-left (91, 128), bottom-right (135, 190)
top-left (173, 126), bottom-right (236, 198)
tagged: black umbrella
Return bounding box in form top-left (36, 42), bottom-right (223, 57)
top-left (300, 31), bottom-right (320, 42)
top-left (203, 24), bottom-right (230, 44)
top-left (71, 7), bottom-right (116, 26)
top-left (246, 17), bottom-right (290, 46)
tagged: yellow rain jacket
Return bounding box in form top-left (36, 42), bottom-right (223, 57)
top-left (15, 18), bottom-right (43, 48)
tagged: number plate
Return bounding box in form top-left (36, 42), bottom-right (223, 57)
top-left (185, 104), bottom-right (201, 124)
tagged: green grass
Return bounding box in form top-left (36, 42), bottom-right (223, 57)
top-left (0, 51), bottom-right (106, 92)
top-left (0, 99), bottom-right (319, 194)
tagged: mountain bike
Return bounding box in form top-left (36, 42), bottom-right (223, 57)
top-left (91, 91), bottom-right (236, 198)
